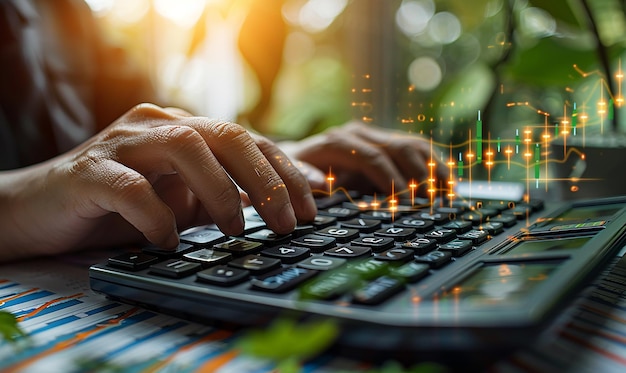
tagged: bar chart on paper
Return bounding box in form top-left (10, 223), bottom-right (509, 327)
top-left (0, 258), bottom-right (280, 373)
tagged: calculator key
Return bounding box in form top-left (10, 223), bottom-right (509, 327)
top-left (312, 215), bottom-right (337, 229)
top-left (179, 226), bottom-right (226, 246)
top-left (108, 252), bottom-right (158, 271)
top-left (394, 218), bottom-right (434, 233)
top-left (340, 218), bottom-right (381, 233)
top-left (245, 229), bottom-right (291, 245)
top-left (149, 259), bottom-right (202, 278)
top-left (197, 265), bottom-right (249, 286)
top-left (347, 258), bottom-right (389, 280)
top-left (389, 262), bottom-right (430, 283)
top-left (414, 250), bottom-right (452, 268)
top-left (261, 246), bottom-right (310, 264)
top-left (506, 205), bottom-right (533, 219)
top-left (214, 238), bottom-right (263, 256)
top-left (229, 255), bottom-right (281, 274)
top-left (352, 276), bottom-right (404, 305)
top-left (462, 211), bottom-right (487, 225)
top-left (250, 267), bottom-right (318, 293)
top-left (374, 247), bottom-right (414, 263)
top-left (374, 227), bottom-right (416, 241)
top-left (475, 208), bottom-right (499, 218)
top-left (360, 211), bottom-right (396, 223)
top-left (478, 222), bottom-right (504, 235)
top-left (424, 228), bottom-right (456, 243)
top-left (489, 214), bottom-right (517, 227)
top-left (457, 230), bottom-right (489, 245)
top-left (292, 225), bottom-right (315, 238)
top-left (291, 234), bottom-right (337, 253)
top-left (298, 256), bottom-right (347, 271)
top-left (442, 220), bottom-right (472, 234)
top-left (316, 227), bottom-right (360, 243)
top-left (299, 271), bottom-right (359, 300)
top-left (439, 239), bottom-right (473, 257)
top-left (183, 248), bottom-right (232, 267)
top-left (143, 242), bottom-right (196, 258)
top-left (401, 237), bottom-right (438, 255)
top-left (350, 236), bottom-right (395, 252)
top-left (325, 245), bottom-right (372, 259)
top-left (318, 207), bottom-right (360, 220)
top-left (413, 211), bottom-right (449, 224)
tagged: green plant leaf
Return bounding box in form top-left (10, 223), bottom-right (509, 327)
top-left (503, 37), bottom-right (597, 86)
top-left (236, 318), bottom-right (339, 362)
top-left (0, 310), bottom-right (27, 343)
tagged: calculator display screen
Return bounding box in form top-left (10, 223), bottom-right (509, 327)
top-left (439, 261), bottom-right (560, 307)
top-left (553, 204), bottom-right (625, 222)
top-left (505, 236), bottom-right (591, 254)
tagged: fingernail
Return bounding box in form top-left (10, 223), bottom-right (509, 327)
top-left (278, 203), bottom-right (297, 232)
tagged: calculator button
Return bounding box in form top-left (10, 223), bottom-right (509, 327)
top-left (316, 227), bottom-right (360, 243)
top-left (374, 247), bottom-right (414, 263)
top-left (352, 276), bottom-right (404, 305)
top-left (197, 265), bottom-right (249, 286)
top-left (324, 245), bottom-right (372, 259)
top-left (108, 252), bottom-right (158, 271)
top-left (374, 227), bottom-right (416, 241)
top-left (389, 262), bottom-right (430, 283)
top-left (291, 234), bottom-right (337, 252)
top-left (214, 238), bottom-right (263, 256)
top-left (179, 226), bottom-right (226, 246)
top-left (350, 236), bottom-right (395, 252)
top-left (340, 218), bottom-right (381, 233)
top-left (261, 246), bottom-right (311, 264)
top-left (299, 271), bottom-right (359, 300)
top-left (250, 267), bottom-right (318, 293)
top-left (183, 248), bottom-right (232, 267)
top-left (439, 239), bottom-right (473, 257)
top-left (442, 220), bottom-right (472, 234)
top-left (149, 259), bottom-right (202, 278)
top-left (347, 259), bottom-right (389, 280)
top-left (413, 211), bottom-right (449, 224)
top-left (478, 222), bottom-right (504, 235)
top-left (143, 242), bottom-right (196, 258)
top-left (298, 256), bottom-right (347, 271)
top-left (394, 218), bottom-right (434, 233)
top-left (245, 229), bottom-right (291, 245)
top-left (457, 230), bottom-right (489, 245)
top-left (489, 214), bottom-right (517, 227)
top-left (318, 207), bottom-right (360, 220)
top-left (424, 229), bottom-right (456, 243)
top-left (414, 250), bottom-right (452, 268)
top-left (401, 237), bottom-right (438, 255)
top-left (360, 211), bottom-right (396, 223)
top-left (229, 255), bottom-right (281, 274)
top-left (312, 215), bottom-right (337, 229)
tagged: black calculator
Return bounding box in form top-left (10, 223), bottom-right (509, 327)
top-left (89, 190), bottom-right (626, 362)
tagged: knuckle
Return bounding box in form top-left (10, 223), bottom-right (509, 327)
top-left (207, 121), bottom-right (249, 142)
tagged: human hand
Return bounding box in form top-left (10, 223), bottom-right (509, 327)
top-left (280, 121), bottom-right (446, 195)
top-left (0, 104), bottom-right (316, 261)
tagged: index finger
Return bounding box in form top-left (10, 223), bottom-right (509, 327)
top-left (190, 119), bottom-right (304, 234)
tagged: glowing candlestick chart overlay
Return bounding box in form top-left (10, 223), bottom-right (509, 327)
top-left (331, 64), bottom-right (624, 214)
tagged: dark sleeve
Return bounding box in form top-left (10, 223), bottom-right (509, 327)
top-left (0, 0), bottom-right (157, 170)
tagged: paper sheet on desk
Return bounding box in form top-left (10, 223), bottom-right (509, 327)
top-left (2, 254), bottom-right (626, 372)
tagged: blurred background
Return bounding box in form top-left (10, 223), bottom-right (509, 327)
top-left (83, 0), bottom-right (626, 191)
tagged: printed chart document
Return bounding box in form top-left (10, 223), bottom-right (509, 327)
top-left (2, 251), bottom-right (626, 372)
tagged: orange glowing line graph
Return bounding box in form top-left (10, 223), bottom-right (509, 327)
top-left (16, 292), bottom-right (85, 322)
top-left (0, 288), bottom-right (39, 305)
top-left (3, 307), bottom-right (141, 373)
